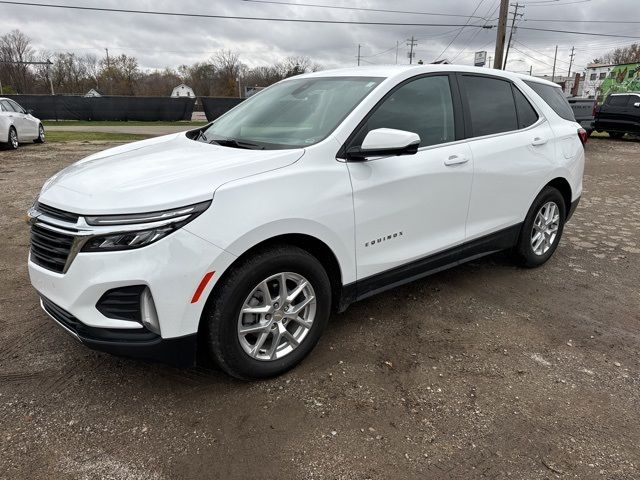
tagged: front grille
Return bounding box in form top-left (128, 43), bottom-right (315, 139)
top-left (36, 202), bottom-right (80, 224)
top-left (96, 286), bottom-right (146, 322)
top-left (30, 225), bottom-right (75, 273)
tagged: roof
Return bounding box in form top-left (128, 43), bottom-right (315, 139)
top-left (297, 64), bottom-right (560, 87)
top-left (172, 83), bottom-right (193, 89)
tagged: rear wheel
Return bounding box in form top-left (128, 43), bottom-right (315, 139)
top-left (34, 124), bottom-right (45, 143)
top-left (7, 126), bottom-right (18, 149)
top-left (513, 186), bottom-right (566, 268)
top-left (608, 131), bottom-right (625, 139)
top-left (202, 245), bottom-right (331, 379)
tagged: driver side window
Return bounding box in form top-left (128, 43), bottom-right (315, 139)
top-left (352, 75), bottom-right (456, 149)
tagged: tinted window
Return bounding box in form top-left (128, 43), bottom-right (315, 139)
top-left (462, 75), bottom-right (517, 137)
top-left (524, 81), bottom-right (575, 121)
top-left (354, 75), bottom-right (455, 148)
top-left (1, 100), bottom-right (16, 112)
top-left (512, 86), bottom-right (539, 129)
top-left (202, 76), bottom-right (383, 149)
top-left (8, 100), bottom-right (24, 113)
top-left (608, 95), bottom-right (629, 107)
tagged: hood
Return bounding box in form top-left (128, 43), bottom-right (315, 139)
top-left (39, 133), bottom-right (304, 214)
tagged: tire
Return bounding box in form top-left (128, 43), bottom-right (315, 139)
top-left (513, 186), bottom-right (566, 268)
top-left (34, 124), bottom-right (45, 143)
top-left (202, 245), bottom-right (331, 379)
top-left (7, 126), bottom-right (18, 150)
top-left (608, 131), bottom-right (625, 139)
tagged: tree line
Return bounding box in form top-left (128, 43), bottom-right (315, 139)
top-left (0, 29), bottom-right (320, 97)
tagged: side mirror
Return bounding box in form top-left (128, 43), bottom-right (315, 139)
top-left (634, 102), bottom-right (640, 108)
top-left (347, 128), bottom-right (420, 161)
top-left (26, 109), bottom-right (33, 115)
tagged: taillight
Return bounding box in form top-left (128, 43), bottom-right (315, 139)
top-left (578, 128), bottom-right (588, 145)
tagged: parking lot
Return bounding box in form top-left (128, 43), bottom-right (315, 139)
top-left (1, 137), bottom-right (639, 479)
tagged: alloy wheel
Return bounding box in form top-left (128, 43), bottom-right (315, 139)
top-left (10, 129), bottom-right (18, 149)
top-left (39, 126), bottom-right (45, 142)
top-left (237, 272), bottom-right (316, 361)
top-left (531, 201), bottom-right (560, 255)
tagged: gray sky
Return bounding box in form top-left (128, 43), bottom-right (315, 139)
top-left (1, 0), bottom-right (639, 76)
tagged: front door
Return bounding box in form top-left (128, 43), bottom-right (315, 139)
top-left (345, 74), bottom-right (473, 284)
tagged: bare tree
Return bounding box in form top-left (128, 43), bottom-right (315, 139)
top-left (211, 50), bottom-right (244, 96)
top-left (0, 29), bottom-right (35, 93)
top-left (593, 43), bottom-right (640, 65)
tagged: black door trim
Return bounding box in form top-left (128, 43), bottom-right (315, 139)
top-left (338, 223), bottom-right (521, 310)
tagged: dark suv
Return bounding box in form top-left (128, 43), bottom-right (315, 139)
top-left (594, 92), bottom-right (640, 139)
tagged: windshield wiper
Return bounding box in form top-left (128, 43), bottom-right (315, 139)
top-left (208, 137), bottom-right (265, 150)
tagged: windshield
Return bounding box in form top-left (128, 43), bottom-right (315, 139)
top-left (200, 76), bottom-right (383, 149)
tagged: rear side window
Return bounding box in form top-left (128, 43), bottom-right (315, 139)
top-left (353, 75), bottom-right (456, 148)
top-left (524, 81), bottom-right (575, 121)
top-left (461, 75), bottom-right (518, 137)
top-left (512, 86), bottom-right (539, 129)
top-left (608, 95), bottom-right (629, 107)
top-left (9, 100), bottom-right (24, 113)
top-left (1, 100), bottom-right (16, 112)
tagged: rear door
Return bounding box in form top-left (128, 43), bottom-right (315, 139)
top-left (459, 74), bottom-right (556, 240)
top-left (8, 100), bottom-right (36, 138)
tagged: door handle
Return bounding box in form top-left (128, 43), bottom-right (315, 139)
top-left (531, 136), bottom-right (548, 146)
top-left (444, 154), bottom-right (469, 166)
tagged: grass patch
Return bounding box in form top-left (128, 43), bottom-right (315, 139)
top-left (46, 131), bottom-right (151, 143)
top-left (43, 120), bottom-right (207, 127)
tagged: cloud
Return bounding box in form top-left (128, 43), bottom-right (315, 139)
top-left (1, 0), bottom-right (637, 75)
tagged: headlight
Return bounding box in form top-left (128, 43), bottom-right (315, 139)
top-left (81, 200), bottom-right (211, 252)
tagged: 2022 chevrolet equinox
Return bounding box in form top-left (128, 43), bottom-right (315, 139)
top-left (27, 65), bottom-right (585, 379)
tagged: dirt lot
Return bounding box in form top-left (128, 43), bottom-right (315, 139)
top-left (1, 138), bottom-right (639, 479)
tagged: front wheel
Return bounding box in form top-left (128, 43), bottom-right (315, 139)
top-left (202, 245), bottom-right (331, 379)
top-left (513, 186), bottom-right (566, 268)
top-left (34, 124), bottom-right (45, 143)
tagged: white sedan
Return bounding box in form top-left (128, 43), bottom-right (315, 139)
top-left (0, 97), bottom-right (45, 149)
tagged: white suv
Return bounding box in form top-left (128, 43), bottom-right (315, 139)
top-left (1, 98), bottom-right (45, 149)
top-left (27, 65), bottom-right (585, 378)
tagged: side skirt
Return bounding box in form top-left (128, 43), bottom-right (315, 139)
top-left (338, 223), bottom-right (522, 310)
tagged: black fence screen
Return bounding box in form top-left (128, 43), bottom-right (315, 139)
top-left (200, 97), bottom-right (244, 122)
top-left (5, 95), bottom-right (196, 121)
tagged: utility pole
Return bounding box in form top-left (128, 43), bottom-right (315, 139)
top-left (406, 36), bottom-right (417, 65)
top-left (568, 46), bottom-right (575, 77)
top-left (552, 45), bottom-right (558, 82)
top-left (529, 65), bottom-right (533, 76)
top-left (357, 44), bottom-right (361, 66)
top-left (493, 0), bottom-right (509, 69)
top-left (395, 40), bottom-right (399, 65)
top-left (105, 48), bottom-right (110, 95)
top-left (503, 2), bottom-right (524, 70)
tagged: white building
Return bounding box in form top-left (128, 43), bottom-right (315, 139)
top-left (84, 88), bottom-right (102, 97)
top-left (171, 84), bottom-right (195, 98)
top-left (582, 63), bottom-right (614, 99)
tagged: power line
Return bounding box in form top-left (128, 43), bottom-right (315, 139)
top-left (449, 0), bottom-right (500, 63)
top-left (0, 1), bottom-right (496, 28)
top-left (2, 1), bottom-right (639, 41)
top-left (241, 0), bottom-right (491, 20)
top-left (517, 26), bottom-right (640, 39)
top-left (435, 0), bottom-right (488, 62)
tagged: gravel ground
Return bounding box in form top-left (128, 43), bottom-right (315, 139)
top-left (0, 137), bottom-right (639, 479)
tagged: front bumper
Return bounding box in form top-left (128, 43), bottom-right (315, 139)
top-left (41, 296), bottom-right (197, 366)
top-left (29, 227), bottom-right (237, 366)
top-left (566, 195), bottom-right (581, 222)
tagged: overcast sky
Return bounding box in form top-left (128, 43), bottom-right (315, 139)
top-left (1, 0), bottom-right (639, 77)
